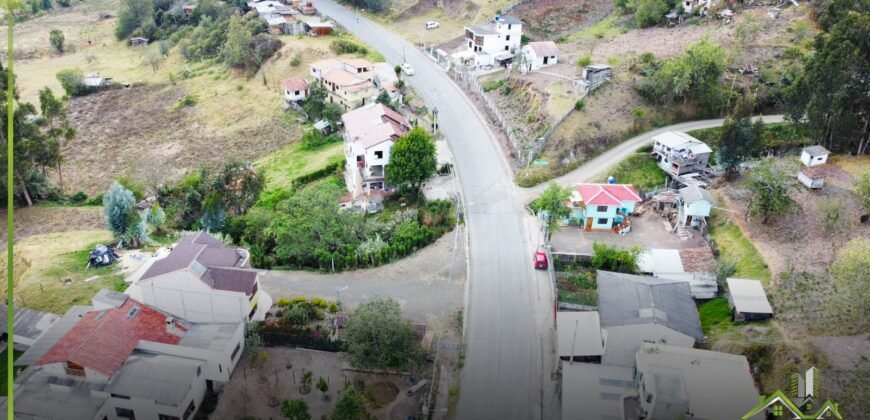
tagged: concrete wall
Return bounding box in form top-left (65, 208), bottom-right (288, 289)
top-left (138, 272), bottom-right (256, 323)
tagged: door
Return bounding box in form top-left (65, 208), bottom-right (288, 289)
top-left (585, 217), bottom-right (592, 232)
top-left (543, 56), bottom-right (549, 65)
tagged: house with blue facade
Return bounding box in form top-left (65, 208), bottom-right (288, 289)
top-left (569, 183), bottom-right (642, 232)
top-left (678, 184), bottom-right (714, 228)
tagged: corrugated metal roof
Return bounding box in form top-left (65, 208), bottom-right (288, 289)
top-left (107, 353), bottom-right (202, 406)
top-left (727, 278), bottom-right (773, 314)
top-left (803, 145), bottom-right (830, 156)
top-left (557, 311), bottom-right (604, 357)
top-left (602, 324), bottom-right (696, 367)
top-left (679, 185), bottom-right (714, 204)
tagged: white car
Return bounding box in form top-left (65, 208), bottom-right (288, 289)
top-left (425, 21), bottom-right (440, 30)
top-left (401, 63), bottom-right (415, 76)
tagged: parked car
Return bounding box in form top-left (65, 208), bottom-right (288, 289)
top-left (534, 252), bottom-right (548, 270)
top-left (401, 63), bottom-right (415, 76)
top-left (425, 21), bottom-right (440, 30)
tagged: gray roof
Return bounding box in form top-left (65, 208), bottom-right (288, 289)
top-left (496, 15), bottom-right (522, 24)
top-left (179, 323), bottom-right (241, 351)
top-left (468, 24), bottom-right (497, 35)
top-left (3, 366), bottom-right (107, 420)
top-left (108, 353), bottom-right (202, 406)
top-left (557, 311), bottom-right (604, 358)
top-left (679, 185), bottom-right (714, 205)
top-left (727, 278), bottom-right (773, 314)
top-left (602, 324), bottom-right (696, 367)
top-left (16, 306), bottom-right (93, 366)
top-left (803, 145), bottom-right (830, 156)
top-left (0, 304), bottom-right (60, 345)
top-left (597, 271), bottom-right (703, 341)
top-left (92, 289), bottom-right (128, 308)
top-left (562, 363), bottom-right (634, 420)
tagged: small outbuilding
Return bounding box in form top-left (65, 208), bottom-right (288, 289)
top-left (557, 311), bottom-right (604, 363)
top-left (282, 77), bottom-right (310, 103)
top-left (726, 278), bottom-right (773, 322)
top-left (798, 165), bottom-right (826, 189)
top-left (129, 37), bottom-right (149, 47)
top-left (800, 145), bottom-right (830, 167)
top-left (307, 21), bottom-right (336, 36)
top-left (678, 184), bottom-right (714, 228)
top-left (522, 41), bottom-right (559, 72)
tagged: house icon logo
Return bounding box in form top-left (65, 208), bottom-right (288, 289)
top-left (741, 367), bottom-right (843, 419)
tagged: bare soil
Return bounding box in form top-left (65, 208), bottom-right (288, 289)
top-left (0, 206), bottom-right (105, 248)
top-left (61, 84), bottom-right (298, 194)
top-left (513, 0), bottom-right (615, 40)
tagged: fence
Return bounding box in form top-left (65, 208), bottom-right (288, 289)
top-left (248, 330), bottom-right (344, 352)
top-left (422, 45), bottom-right (451, 70)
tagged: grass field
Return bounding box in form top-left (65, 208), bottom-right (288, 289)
top-left (0, 230), bottom-right (125, 314)
top-left (594, 153), bottom-right (666, 190)
top-left (256, 141), bottom-right (346, 191)
top-left (698, 298), bottom-right (732, 335)
top-left (708, 216), bottom-right (772, 284)
top-left (0, 349), bottom-right (23, 396)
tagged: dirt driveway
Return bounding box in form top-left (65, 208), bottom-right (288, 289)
top-left (260, 226), bottom-right (466, 323)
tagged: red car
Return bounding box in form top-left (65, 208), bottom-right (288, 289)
top-left (534, 251), bottom-right (548, 270)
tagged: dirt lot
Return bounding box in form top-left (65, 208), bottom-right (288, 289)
top-left (212, 348), bottom-right (423, 419)
top-left (513, 0), bottom-right (615, 40)
top-left (0, 206), bottom-right (105, 248)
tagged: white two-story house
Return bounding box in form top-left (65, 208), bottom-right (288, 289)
top-left (651, 131), bottom-right (712, 178)
top-left (341, 103), bottom-right (411, 199)
top-left (6, 289), bottom-right (245, 420)
top-left (461, 15), bottom-right (523, 67)
top-left (126, 231), bottom-right (270, 323)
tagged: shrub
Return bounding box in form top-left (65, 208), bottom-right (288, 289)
top-left (634, 0), bottom-right (668, 28)
top-left (574, 99), bottom-right (585, 111)
top-left (49, 29), bottom-right (65, 53)
top-left (576, 55), bottom-right (592, 68)
top-left (174, 95), bottom-right (197, 111)
top-left (56, 68), bottom-right (91, 97)
top-left (591, 242), bottom-right (640, 273)
top-left (300, 130), bottom-right (341, 150)
top-left (330, 39), bottom-right (367, 55)
top-left (290, 53), bottom-right (302, 67)
top-left (482, 79), bottom-right (505, 92)
top-left (70, 191), bottom-right (88, 203)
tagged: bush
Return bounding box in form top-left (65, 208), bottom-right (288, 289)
top-left (591, 242), bottom-right (640, 273)
top-left (290, 53), bottom-right (302, 67)
top-left (49, 29), bottom-right (65, 53)
top-left (174, 95), bottom-right (197, 111)
top-left (330, 39), bottom-right (367, 55)
top-left (634, 0), bottom-right (668, 27)
top-left (574, 99), bottom-right (585, 111)
top-left (482, 79), bottom-right (505, 92)
top-left (300, 130), bottom-right (341, 150)
top-left (56, 68), bottom-right (91, 97)
top-left (576, 55), bottom-right (592, 68)
top-left (70, 191), bottom-right (89, 203)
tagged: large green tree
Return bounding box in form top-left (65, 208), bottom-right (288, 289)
top-left (115, 0), bottom-right (154, 40)
top-left (38, 87), bottom-right (75, 193)
top-left (530, 182), bottom-right (571, 234)
top-left (385, 126), bottom-right (437, 193)
top-left (223, 14), bottom-right (253, 68)
top-left (785, 8), bottom-right (869, 155)
top-left (103, 182), bottom-right (146, 246)
top-left (718, 98), bottom-right (764, 173)
top-left (343, 297), bottom-right (423, 371)
top-left (639, 38), bottom-right (729, 112)
top-left (745, 157), bottom-right (794, 224)
top-left (634, 0), bottom-right (667, 28)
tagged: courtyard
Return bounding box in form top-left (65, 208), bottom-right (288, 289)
top-left (550, 213), bottom-right (707, 254)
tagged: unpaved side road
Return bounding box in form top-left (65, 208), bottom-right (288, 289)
top-left (259, 225), bottom-right (467, 323)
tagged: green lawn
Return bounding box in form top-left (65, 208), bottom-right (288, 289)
top-left (0, 349), bottom-right (23, 396)
top-left (255, 141), bottom-right (346, 191)
top-left (698, 298), bottom-right (732, 335)
top-left (708, 217), bottom-right (772, 284)
top-left (595, 153), bottom-right (667, 190)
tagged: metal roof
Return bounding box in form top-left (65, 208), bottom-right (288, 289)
top-left (4, 367), bottom-right (107, 420)
top-left (601, 324), bottom-right (696, 368)
top-left (561, 363), bottom-right (634, 420)
top-left (179, 323), bottom-right (241, 351)
top-left (597, 271), bottom-right (703, 341)
top-left (802, 145), bottom-right (830, 157)
top-left (108, 353), bottom-right (202, 406)
top-left (467, 24), bottom-right (497, 35)
top-left (727, 278), bottom-right (773, 314)
top-left (0, 304), bottom-right (60, 346)
top-left (679, 184), bottom-right (714, 204)
top-left (495, 15), bottom-right (522, 24)
top-left (557, 311), bottom-right (604, 358)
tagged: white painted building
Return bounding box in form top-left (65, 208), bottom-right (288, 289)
top-left (800, 145), bottom-right (830, 167)
top-left (5, 290), bottom-right (245, 420)
top-left (678, 184), bottom-right (714, 228)
top-left (125, 231), bottom-right (271, 323)
top-left (341, 103), bottom-right (411, 198)
top-left (651, 131), bottom-right (712, 177)
top-left (522, 41), bottom-right (559, 71)
top-left (282, 76), bottom-right (310, 103)
top-left (460, 15), bottom-right (523, 67)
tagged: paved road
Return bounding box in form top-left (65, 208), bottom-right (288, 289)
top-left (520, 115), bottom-right (786, 200)
top-left (315, 2), bottom-right (554, 419)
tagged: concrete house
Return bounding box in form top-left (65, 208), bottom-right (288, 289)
top-left (461, 15), bottom-right (523, 67)
top-left (341, 103), bottom-right (411, 199)
top-left (726, 278), bottom-right (773, 322)
top-left (569, 183), bottom-right (642, 232)
top-left (798, 166), bottom-right (826, 189)
top-left (282, 76), bottom-right (310, 103)
top-left (125, 231), bottom-right (271, 323)
top-left (556, 311), bottom-right (604, 363)
top-left (522, 41), bottom-right (559, 71)
top-left (634, 343), bottom-right (759, 420)
top-left (310, 58), bottom-right (378, 111)
top-left (800, 145), bottom-right (830, 167)
top-left (651, 131), bottom-right (712, 177)
top-left (678, 184), bottom-right (714, 228)
top-left (6, 290), bottom-right (245, 420)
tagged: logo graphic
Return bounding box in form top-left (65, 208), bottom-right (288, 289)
top-left (741, 367), bottom-right (843, 419)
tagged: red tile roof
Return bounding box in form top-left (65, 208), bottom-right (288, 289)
top-left (576, 183), bottom-right (642, 206)
top-left (282, 77), bottom-right (309, 93)
top-left (36, 298), bottom-right (184, 377)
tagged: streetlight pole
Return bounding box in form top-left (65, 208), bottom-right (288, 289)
top-left (335, 286), bottom-right (348, 308)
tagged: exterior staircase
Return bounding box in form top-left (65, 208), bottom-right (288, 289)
top-left (677, 224), bottom-right (692, 241)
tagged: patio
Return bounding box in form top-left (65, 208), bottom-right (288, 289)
top-left (550, 213), bottom-right (707, 254)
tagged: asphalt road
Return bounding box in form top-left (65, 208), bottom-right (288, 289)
top-left (314, 2), bottom-right (553, 419)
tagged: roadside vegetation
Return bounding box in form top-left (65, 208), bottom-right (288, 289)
top-left (595, 152), bottom-right (665, 190)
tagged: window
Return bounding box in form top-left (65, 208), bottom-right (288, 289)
top-left (294, 90), bottom-right (300, 95)
top-left (508, 24), bottom-right (512, 30)
top-left (115, 407), bottom-right (136, 419)
top-left (646, 393), bottom-right (653, 404)
top-left (773, 405), bottom-right (783, 416)
top-left (506, 35), bottom-right (510, 41)
top-left (504, 45), bottom-right (509, 51)
top-left (183, 401), bottom-right (196, 420)
top-left (196, 366), bottom-right (202, 377)
top-left (219, 364), bottom-right (223, 373)
top-left (65, 361), bottom-right (86, 377)
top-left (111, 393), bottom-right (131, 400)
top-left (596, 205), bottom-right (607, 212)
top-left (231, 343), bottom-right (241, 361)
top-left (597, 218), bottom-right (608, 225)
top-left (159, 416), bottom-right (181, 420)
top-left (374, 151), bottom-right (384, 159)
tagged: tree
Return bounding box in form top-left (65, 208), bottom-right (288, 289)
top-left (331, 387), bottom-right (370, 420)
top-left (301, 81), bottom-right (327, 119)
top-left (343, 297), bottom-right (422, 371)
top-left (828, 237), bottom-right (869, 333)
top-left (281, 399), bottom-right (311, 420)
top-left (300, 370), bottom-right (313, 394)
top-left (143, 46), bottom-right (165, 72)
top-left (745, 158), bottom-right (794, 224)
top-left (530, 182), bottom-right (571, 235)
top-left (223, 14), bottom-right (253, 68)
top-left (638, 38), bottom-right (728, 112)
top-left (317, 377), bottom-right (329, 400)
top-left (375, 90), bottom-right (392, 108)
top-left (49, 29), bottom-right (64, 53)
top-left (103, 182), bottom-right (146, 246)
top-left (855, 173), bottom-right (870, 220)
top-left (56, 68), bottom-right (88, 97)
top-left (718, 98), bottom-right (764, 173)
top-left (591, 242), bottom-right (640, 274)
top-left (785, 9), bottom-right (870, 155)
top-left (634, 0), bottom-right (667, 28)
top-left (146, 203), bottom-right (166, 233)
top-left (38, 87), bottom-right (74, 193)
top-left (115, 0), bottom-right (154, 40)
top-left (385, 127), bottom-right (437, 194)
top-left (393, 64), bottom-right (401, 79)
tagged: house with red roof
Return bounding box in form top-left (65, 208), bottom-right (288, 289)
top-left (125, 231), bottom-right (271, 323)
top-left (570, 183), bottom-right (643, 232)
top-left (341, 103), bottom-right (411, 200)
top-left (282, 76), bottom-right (310, 103)
top-left (6, 289), bottom-right (245, 420)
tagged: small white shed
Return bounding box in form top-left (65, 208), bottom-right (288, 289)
top-left (726, 278), bottom-right (773, 322)
top-left (679, 185), bottom-right (714, 227)
top-left (522, 41), bottom-right (560, 72)
top-left (800, 145), bottom-right (830, 167)
top-left (798, 166), bottom-right (825, 189)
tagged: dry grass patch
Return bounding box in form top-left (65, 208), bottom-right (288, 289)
top-left (0, 205), bottom-right (105, 249)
